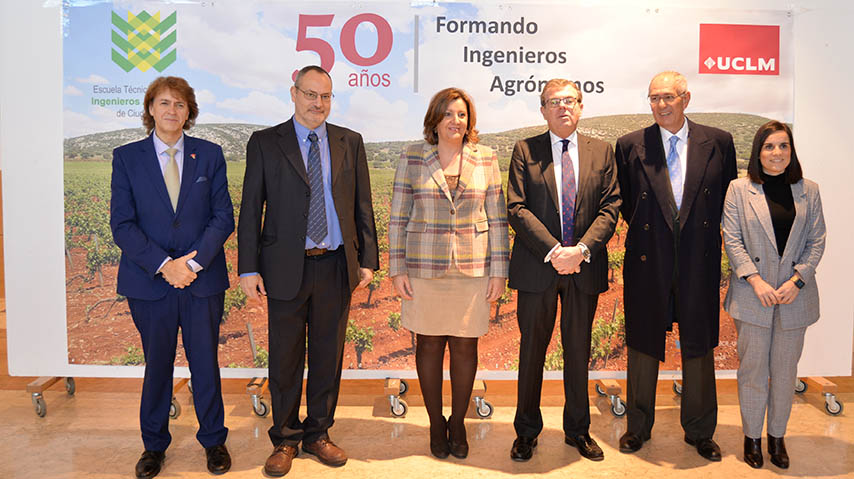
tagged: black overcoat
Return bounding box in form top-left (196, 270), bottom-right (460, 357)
top-left (615, 119), bottom-right (737, 360)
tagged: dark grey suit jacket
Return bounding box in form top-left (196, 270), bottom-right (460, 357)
top-left (237, 119), bottom-right (379, 301)
top-left (507, 131), bottom-right (621, 295)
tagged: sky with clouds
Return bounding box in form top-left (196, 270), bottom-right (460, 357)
top-left (63, 1), bottom-right (793, 141)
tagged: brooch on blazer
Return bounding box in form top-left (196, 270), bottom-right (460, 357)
top-left (190, 153), bottom-right (196, 160)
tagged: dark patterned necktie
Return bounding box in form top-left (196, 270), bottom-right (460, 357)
top-left (306, 132), bottom-right (327, 243)
top-left (560, 139), bottom-right (576, 246)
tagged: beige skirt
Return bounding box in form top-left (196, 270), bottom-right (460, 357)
top-left (401, 265), bottom-right (490, 338)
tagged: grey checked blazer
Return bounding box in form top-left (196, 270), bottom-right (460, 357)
top-left (723, 177), bottom-right (826, 329)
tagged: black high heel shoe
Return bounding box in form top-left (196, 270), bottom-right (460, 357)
top-left (768, 435), bottom-right (789, 469)
top-left (429, 416), bottom-right (450, 459)
top-left (447, 417), bottom-right (469, 459)
top-left (743, 436), bottom-right (763, 469)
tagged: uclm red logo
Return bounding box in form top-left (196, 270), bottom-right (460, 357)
top-left (699, 24), bottom-right (779, 75)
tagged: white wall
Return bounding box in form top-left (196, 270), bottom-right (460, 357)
top-left (2, 0), bottom-right (852, 377)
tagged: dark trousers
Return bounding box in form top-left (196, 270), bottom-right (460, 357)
top-left (626, 346), bottom-right (718, 440)
top-left (514, 276), bottom-right (598, 438)
top-left (267, 249), bottom-right (351, 446)
top-left (128, 290), bottom-right (227, 452)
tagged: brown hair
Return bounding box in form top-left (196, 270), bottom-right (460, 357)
top-left (423, 87), bottom-right (479, 145)
top-left (142, 76), bottom-right (198, 134)
top-left (747, 120), bottom-right (803, 184)
top-left (539, 78), bottom-right (582, 107)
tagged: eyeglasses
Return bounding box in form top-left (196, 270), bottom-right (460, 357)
top-left (648, 92), bottom-right (686, 105)
top-left (294, 86), bottom-right (334, 102)
top-left (544, 96), bottom-right (578, 109)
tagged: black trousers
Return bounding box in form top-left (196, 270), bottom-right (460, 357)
top-left (266, 249), bottom-right (351, 446)
top-left (626, 346), bottom-right (718, 440)
top-left (514, 275), bottom-right (598, 438)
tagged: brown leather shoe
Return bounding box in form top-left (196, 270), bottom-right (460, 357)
top-left (302, 437), bottom-right (347, 467)
top-left (264, 444), bottom-right (298, 477)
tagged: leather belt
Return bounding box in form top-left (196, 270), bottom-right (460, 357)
top-left (305, 247), bottom-right (330, 257)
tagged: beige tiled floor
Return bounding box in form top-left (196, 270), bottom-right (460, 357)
top-left (1, 387), bottom-right (851, 478)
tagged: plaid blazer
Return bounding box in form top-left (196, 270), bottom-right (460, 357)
top-left (389, 142), bottom-right (509, 279)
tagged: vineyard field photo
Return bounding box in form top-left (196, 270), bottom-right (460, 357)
top-left (64, 113), bottom-right (770, 372)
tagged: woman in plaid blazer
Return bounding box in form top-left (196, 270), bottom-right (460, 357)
top-left (723, 121), bottom-right (826, 470)
top-left (389, 88), bottom-right (509, 459)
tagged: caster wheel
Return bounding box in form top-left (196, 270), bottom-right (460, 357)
top-left (33, 397), bottom-right (47, 417)
top-left (65, 378), bottom-right (76, 396)
top-left (673, 381), bottom-right (683, 396)
top-left (169, 398), bottom-right (181, 419)
top-left (254, 399), bottom-right (270, 417)
top-left (595, 384), bottom-right (606, 397)
top-left (611, 398), bottom-right (627, 417)
top-left (825, 399), bottom-right (843, 416)
top-left (795, 379), bottom-right (807, 394)
top-left (399, 379), bottom-right (409, 396)
top-left (476, 400), bottom-right (494, 419)
top-left (390, 398), bottom-right (408, 417)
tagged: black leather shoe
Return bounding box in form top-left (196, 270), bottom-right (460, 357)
top-left (565, 434), bottom-right (604, 461)
top-left (429, 416), bottom-right (450, 459)
top-left (135, 450), bottom-right (165, 479)
top-left (618, 432), bottom-right (646, 453)
top-left (447, 417), bottom-right (468, 459)
top-left (510, 436), bottom-right (537, 461)
top-left (684, 436), bottom-right (722, 462)
top-left (743, 436), bottom-right (763, 469)
top-left (205, 444), bottom-right (231, 475)
top-left (767, 435), bottom-right (789, 469)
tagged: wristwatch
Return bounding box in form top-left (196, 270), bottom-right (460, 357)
top-left (578, 242), bottom-right (591, 263)
top-left (791, 276), bottom-right (805, 289)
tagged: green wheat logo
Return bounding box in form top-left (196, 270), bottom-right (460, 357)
top-left (111, 11), bottom-right (176, 72)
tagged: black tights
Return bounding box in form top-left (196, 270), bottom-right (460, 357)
top-left (415, 334), bottom-right (478, 429)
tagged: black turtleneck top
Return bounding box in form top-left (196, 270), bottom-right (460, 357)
top-left (760, 170), bottom-right (795, 257)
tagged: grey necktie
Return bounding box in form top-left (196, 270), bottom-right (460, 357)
top-left (164, 147), bottom-right (180, 212)
top-left (666, 135), bottom-right (683, 209)
top-left (306, 132), bottom-right (328, 243)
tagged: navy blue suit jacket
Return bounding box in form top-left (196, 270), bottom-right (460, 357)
top-left (110, 133), bottom-right (234, 301)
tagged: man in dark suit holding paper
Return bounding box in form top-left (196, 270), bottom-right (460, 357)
top-left (237, 65), bottom-right (378, 477)
top-left (110, 76), bottom-right (234, 478)
top-left (615, 71), bottom-right (737, 461)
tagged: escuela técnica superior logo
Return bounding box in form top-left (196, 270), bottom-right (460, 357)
top-left (111, 10), bottom-right (177, 73)
top-left (699, 24), bottom-right (779, 75)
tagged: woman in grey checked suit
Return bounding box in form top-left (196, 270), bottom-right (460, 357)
top-left (722, 120), bottom-right (826, 470)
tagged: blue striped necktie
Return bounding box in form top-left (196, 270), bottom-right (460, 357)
top-left (306, 131), bottom-right (327, 243)
top-left (667, 135), bottom-right (683, 210)
top-left (560, 139), bottom-right (576, 246)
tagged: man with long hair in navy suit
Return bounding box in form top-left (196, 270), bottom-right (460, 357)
top-left (110, 76), bottom-right (234, 478)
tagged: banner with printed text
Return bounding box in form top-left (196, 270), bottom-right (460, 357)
top-left (62, 2), bottom-right (793, 376)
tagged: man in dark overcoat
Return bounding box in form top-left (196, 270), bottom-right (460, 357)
top-left (614, 71), bottom-right (737, 461)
